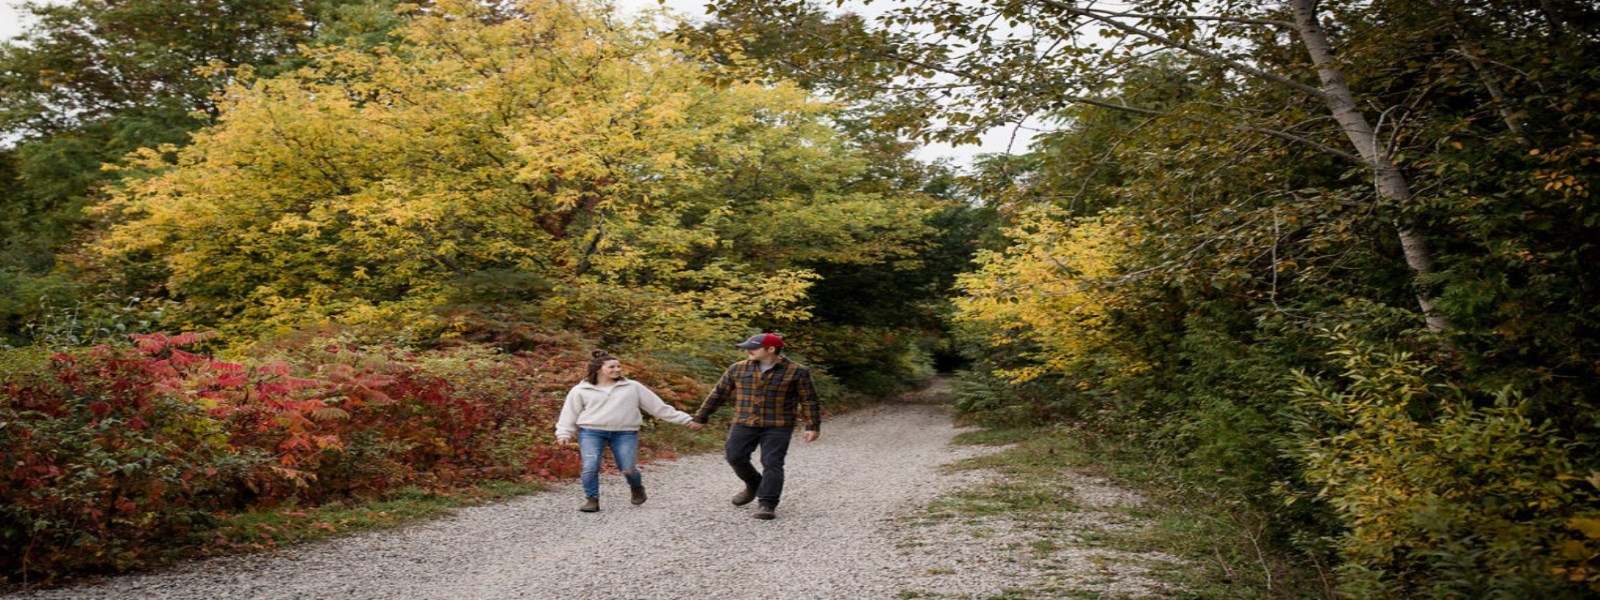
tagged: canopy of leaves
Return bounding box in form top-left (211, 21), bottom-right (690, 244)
top-left (93, 0), bottom-right (937, 356)
top-left (0, 0), bottom-right (408, 345)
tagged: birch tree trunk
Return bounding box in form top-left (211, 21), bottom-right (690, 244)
top-left (1288, 0), bottom-right (1449, 332)
top-left (1458, 43), bottom-right (1529, 141)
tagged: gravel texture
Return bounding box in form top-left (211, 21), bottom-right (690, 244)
top-left (6, 391), bottom-right (1183, 599)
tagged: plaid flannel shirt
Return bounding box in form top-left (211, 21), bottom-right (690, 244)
top-left (693, 357), bottom-right (821, 432)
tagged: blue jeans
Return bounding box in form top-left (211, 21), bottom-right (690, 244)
top-left (725, 425), bottom-right (794, 508)
top-left (578, 429), bottom-right (641, 499)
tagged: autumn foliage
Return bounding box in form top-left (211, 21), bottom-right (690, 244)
top-left (0, 330), bottom-right (712, 581)
top-left (954, 208), bottom-right (1148, 385)
top-left (91, 0), bottom-right (936, 354)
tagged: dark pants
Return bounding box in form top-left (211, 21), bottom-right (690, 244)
top-left (724, 425), bottom-right (794, 508)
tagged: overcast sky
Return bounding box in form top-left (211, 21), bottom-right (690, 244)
top-left (2, 0), bottom-right (35, 42)
top-left (0, 0), bottom-right (1034, 166)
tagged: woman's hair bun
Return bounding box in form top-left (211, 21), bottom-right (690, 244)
top-left (592, 350), bottom-right (610, 358)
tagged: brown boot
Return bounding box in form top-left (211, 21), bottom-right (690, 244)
top-left (630, 486), bottom-right (647, 505)
top-left (731, 486), bottom-right (758, 506)
top-left (578, 497), bottom-right (599, 512)
top-left (752, 505), bottom-right (775, 520)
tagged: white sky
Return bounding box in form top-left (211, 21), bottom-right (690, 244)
top-left (616, 0), bottom-right (1037, 166)
top-left (1, 0), bottom-right (36, 42)
top-left (0, 0), bottom-right (1033, 166)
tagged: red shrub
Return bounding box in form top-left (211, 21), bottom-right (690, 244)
top-left (1, 334), bottom-right (255, 581)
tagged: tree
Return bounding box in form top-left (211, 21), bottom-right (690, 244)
top-left (1, 0), bottom-right (402, 138)
top-left (92, 0), bottom-right (936, 354)
top-left (954, 206), bottom-right (1147, 384)
top-left (0, 0), bottom-right (404, 288)
top-left (675, 5), bottom-right (982, 391)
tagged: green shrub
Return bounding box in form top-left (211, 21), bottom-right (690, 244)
top-left (950, 369), bottom-right (1081, 426)
top-left (0, 271), bottom-right (84, 347)
top-left (1289, 330), bottom-right (1600, 597)
top-left (802, 323), bottom-right (934, 397)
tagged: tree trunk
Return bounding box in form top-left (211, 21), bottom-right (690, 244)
top-left (1457, 43), bottom-right (1529, 141)
top-left (1288, 0), bottom-right (1448, 332)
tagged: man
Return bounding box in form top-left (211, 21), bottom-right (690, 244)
top-left (692, 332), bottom-right (821, 520)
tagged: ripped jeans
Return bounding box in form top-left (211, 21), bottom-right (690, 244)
top-left (578, 428), bottom-right (641, 499)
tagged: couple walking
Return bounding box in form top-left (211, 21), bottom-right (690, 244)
top-left (553, 332), bottom-right (820, 520)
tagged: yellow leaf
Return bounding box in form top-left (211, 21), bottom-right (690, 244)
top-left (1570, 517), bottom-right (1600, 539)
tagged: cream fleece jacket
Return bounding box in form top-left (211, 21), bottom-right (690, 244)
top-left (554, 379), bottom-right (694, 442)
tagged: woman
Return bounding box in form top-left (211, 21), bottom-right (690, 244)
top-left (555, 351), bottom-right (701, 512)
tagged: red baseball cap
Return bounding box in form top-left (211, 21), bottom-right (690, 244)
top-left (735, 333), bottom-right (784, 350)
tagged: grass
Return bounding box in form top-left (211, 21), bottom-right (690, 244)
top-left (927, 422), bottom-right (1333, 599)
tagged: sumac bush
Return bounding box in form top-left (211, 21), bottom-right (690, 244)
top-left (0, 333), bottom-right (254, 580)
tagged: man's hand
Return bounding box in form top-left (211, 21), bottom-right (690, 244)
top-left (556, 437), bottom-right (572, 446)
top-left (687, 422), bottom-right (705, 432)
top-left (803, 430), bottom-right (819, 443)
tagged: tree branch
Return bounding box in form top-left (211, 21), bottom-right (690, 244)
top-left (1234, 123), bottom-right (1365, 165)
top-left (1079, 7), bottom-right (1294, 28)
top-left (878, 47), bottom-right (1167, 116)
top-left (1029, 0), bottom-right (1330, 101)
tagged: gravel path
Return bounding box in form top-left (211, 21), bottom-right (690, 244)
top-left (6, 390), bottom-right (1181, 599)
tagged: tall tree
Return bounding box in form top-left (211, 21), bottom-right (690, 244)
top-left (92, 0), bottom-right (937, 354)
top-left (0, 0), bottom-right (403, 274)
top-left (676, 5), bottom-right (979, 390)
